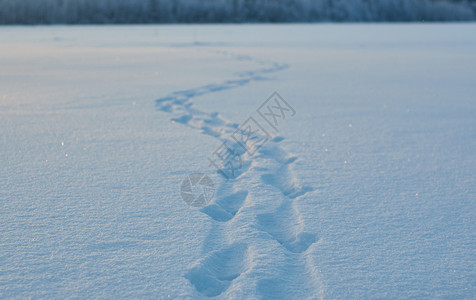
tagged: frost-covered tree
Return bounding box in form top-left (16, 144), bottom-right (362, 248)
top-left (0, 0), bottom-right (475, 24)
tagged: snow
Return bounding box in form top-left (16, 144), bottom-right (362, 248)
top-left (1, 24), bottom-right (475, 299)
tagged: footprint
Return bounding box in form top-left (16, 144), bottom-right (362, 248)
top-left (200, 125), bottom-right (221, 138)
top-left (256, 251), bottom-right (320, 299)
top-left (185, 243), bottom-right (249, 297)
top-left (203, 112), bottom-right (225, 126)
top-left (200, 191), bottom-right (248, 222)
top-left (257, 201), bottom-right (318, 253)
top-left (256, 136), bottom-right (298, 165)
top-left (171, 114), bottom-right (192, 124)
top-left (156, 103), bottom-right (173, 112)
top-left (261, 165), bottom-right (313, 199)
top-left (258, 145), bottom-right (297, 165)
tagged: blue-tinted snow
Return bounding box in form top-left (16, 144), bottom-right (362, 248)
top-left (0, 24), bottom-right (475, 299)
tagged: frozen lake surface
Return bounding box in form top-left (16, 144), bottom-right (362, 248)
top-left (1, 24), bottom-right (475, 298)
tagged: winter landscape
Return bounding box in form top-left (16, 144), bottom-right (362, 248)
top-left (1, 1), bottom-right (476, 299)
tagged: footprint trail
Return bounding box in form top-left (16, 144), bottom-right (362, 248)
top-left (156, 49), bottom-right (321, 298)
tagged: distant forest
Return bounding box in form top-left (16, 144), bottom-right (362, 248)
top-left (1, 0), bottom-right (475, 24)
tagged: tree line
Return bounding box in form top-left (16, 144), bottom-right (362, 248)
top-left (0, 0), bottom-right (475, 24)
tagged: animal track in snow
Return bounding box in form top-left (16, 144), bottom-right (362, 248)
top-left (260, 164), bottom-right (314, 199)
top-left (185, 243), bottom-right (249, 297)
top-left (156, 49), bottom-right (319, 297)
top-left (257, 200), bottom-right (318, 253)
top-left (200, 190), bottom-right (249, 222)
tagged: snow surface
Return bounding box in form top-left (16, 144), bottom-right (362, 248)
top-left (1, 24), bottom-right (475, 299)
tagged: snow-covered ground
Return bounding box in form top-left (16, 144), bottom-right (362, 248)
top-left (1, 24), bottom-right (475, 299)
